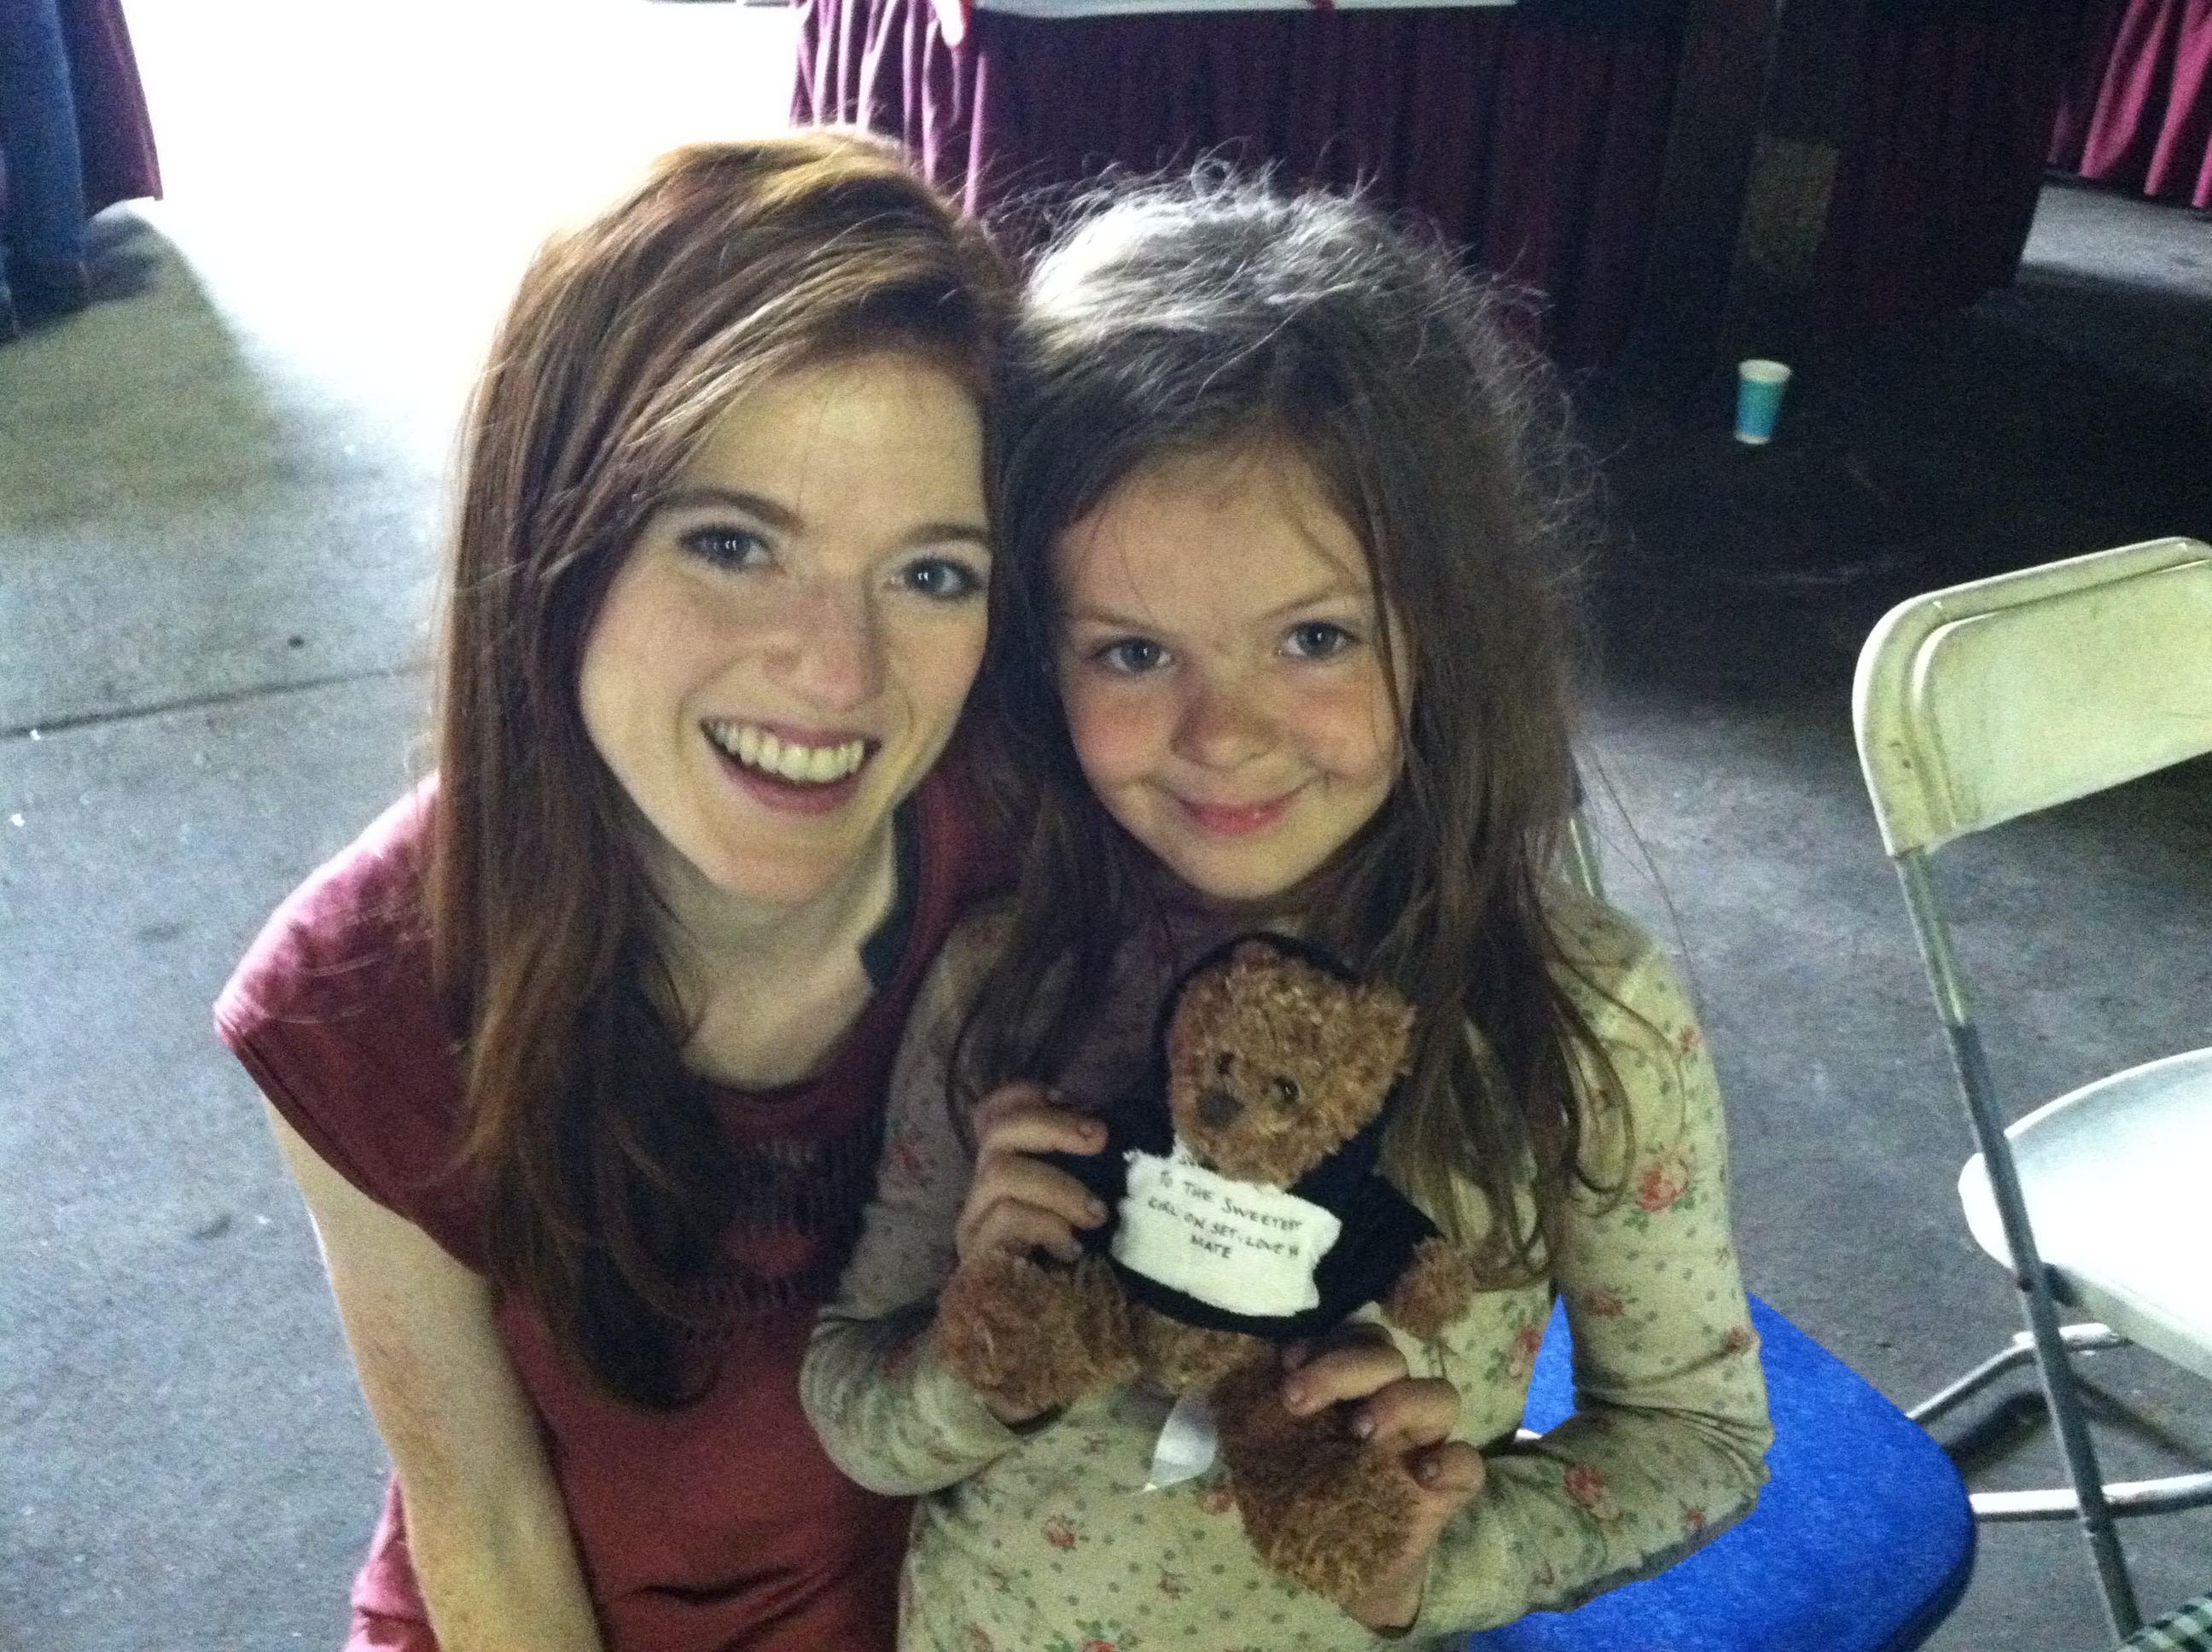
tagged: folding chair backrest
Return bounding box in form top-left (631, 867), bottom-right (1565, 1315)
top-left (1854, 538), bottom-right (2212, 858)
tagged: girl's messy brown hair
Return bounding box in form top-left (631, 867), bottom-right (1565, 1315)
top-left (961, 176), bottom-right (1622, 1277)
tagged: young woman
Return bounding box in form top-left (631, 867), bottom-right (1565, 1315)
top-left (804, 178), bottom-right (1773, 1648)
top-left (217, 133), bottom-right (1014, 1651)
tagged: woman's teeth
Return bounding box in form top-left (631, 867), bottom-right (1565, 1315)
top-left (709, 723), bottom-right (867, 784)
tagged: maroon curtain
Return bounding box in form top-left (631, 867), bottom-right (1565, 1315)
top-left (61, 0), bottom-right (162, 212)
top-left (2049, 0), bottom-right (2128, 162)
top-left (1810, 7), bottom-right (2071, 334)
top-left (795, 0), bottom-right (1682, 365)
top-left (2054, 0), bottom-right (2212, 206)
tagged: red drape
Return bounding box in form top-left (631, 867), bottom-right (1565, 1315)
top-left (59, 0), bottom-right (162, 212)
top-left (796, 0), bottom-right (2091, 356)
top-left (2052, 0), bottom-right (2212, 207)
top-left (795, 0), bottom-right (1682, 366)
top-left (2050, 0), bottom-right (2129, 162)
top-left (1813, 7), bottom-right (2073, 333)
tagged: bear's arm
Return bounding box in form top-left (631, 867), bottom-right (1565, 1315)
top-left (802, 913), bottom-right (1033, 1496)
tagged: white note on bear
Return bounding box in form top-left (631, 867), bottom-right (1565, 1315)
top-left (1112, 1142), bottom-right (1341, 1318)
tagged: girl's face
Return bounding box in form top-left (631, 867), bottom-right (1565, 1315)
top-left (579, 352), bottom-right (992, 921)
top-left (1052, 442), bottom-right (1401, 906)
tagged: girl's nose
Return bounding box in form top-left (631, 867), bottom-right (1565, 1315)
top-left (1173, 674), bottom-right (1272, 769)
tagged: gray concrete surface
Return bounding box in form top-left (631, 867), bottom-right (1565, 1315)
top-left (3, 3), bottom-right (2209, 1646)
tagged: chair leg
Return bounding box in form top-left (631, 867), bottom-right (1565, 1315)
top-left (1977, 1069), bottom-right (2143, 1642)
top-left (1973, 1470), bottom-right (2212, 1521)
top-left (1896, 854), bottom-right (2145, 1643)
top-left (1909, 1323), bottom-right (2128, 1424)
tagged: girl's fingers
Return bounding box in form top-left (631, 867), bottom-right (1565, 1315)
top-left (953, 1090), bottom-right (1112, 1264)
top-left (1352, 1376), bottom-right (1462, 1449)
top-left (1407, 1439), bottom-right (1485, 1499)
top-left (954, 1160), bottom-right (1109, 1259)
top-left (1278, 1327), bottom-right (1406, 1415)
top-left (972, 1153), bottom-right (1109, 1228)
top-left (973, 1085), bottom-right (1109, 1160)
top-left (960, 1197), bottom-right (1086, 1264)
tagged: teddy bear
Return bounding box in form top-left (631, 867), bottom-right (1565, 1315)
top-left (934, 932), bottom-right (1479, 1602)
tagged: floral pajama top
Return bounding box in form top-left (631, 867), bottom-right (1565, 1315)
top-left (803, 894), bottom-right (1773, 1651)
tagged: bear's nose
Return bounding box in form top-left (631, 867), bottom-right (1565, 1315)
top-left (1197, 1086), bottom-right (1243, 1130)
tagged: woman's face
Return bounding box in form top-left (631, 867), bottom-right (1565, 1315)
top-left (579, 351), bottom-right (991, 919)
top-left (1052, 442), bottom-right (1402, 905)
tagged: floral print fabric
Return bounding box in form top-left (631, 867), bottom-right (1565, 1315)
top-left (803, 895), bottom-right (1773, 1649)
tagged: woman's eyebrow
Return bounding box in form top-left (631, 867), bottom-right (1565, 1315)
top-left (657, 485), bottom-right (798, 529)
top-left (655, 484), bottom-right (991, 552)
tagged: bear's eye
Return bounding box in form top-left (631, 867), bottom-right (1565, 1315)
top-left (1214, 1052), bottom-right (1236, 1078)
top-left (1272, 1076), bottom-right (1301, 1109)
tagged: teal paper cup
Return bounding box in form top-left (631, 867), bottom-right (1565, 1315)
top-left (1735, 359), bottom-right (1791, 444)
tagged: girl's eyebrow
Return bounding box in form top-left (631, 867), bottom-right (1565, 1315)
top-left (1062, 579), bottom-right (1362, 631)
top-left (655, 484), bottom-right (992, 552)
top-left (1254, 578), bottom-right (1366, 622)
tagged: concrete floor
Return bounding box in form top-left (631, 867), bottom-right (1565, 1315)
top-left (2, 3), bottom-right (2208, 1647)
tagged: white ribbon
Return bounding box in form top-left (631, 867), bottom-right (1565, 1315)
top-left (1143, 1391), bottom-right (1221, 1492)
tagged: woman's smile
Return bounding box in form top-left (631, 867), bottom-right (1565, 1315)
top-left (705, 721), bottom-right (875, 817)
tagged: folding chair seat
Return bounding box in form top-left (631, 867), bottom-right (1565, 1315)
top-left (1851, 536), bottom-right (2212, 1643)
top-left (1467, 1296), bottom-right (1975, 1652)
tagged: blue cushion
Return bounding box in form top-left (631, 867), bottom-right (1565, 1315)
top-left (1464, 1295), bottom-right (1975, 1651)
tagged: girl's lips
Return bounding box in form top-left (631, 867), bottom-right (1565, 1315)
top-left (1178, 794), bottom-right (1293, 836)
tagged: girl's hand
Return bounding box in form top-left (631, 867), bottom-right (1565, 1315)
top-left (952, 1082), bottom-right (1110, 1266)
top-left (1281, 1329), bottom-right (1487, 1632)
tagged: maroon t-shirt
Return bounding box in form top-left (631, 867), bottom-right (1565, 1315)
top-left (215, 769), bottom-right (998, 1652)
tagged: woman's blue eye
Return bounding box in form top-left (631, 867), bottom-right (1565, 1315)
top-left (1099, 637), bottom-right (1168, 674)
top-left (1285, 621), bottom-right (1353, 660)
top-left (683, 526), bottom-right (771, 570)
top-left (902, 557), bottom-right (986, 601)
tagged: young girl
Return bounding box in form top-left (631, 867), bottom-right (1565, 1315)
top-left (803, 179), bottom-right (1772, 1649)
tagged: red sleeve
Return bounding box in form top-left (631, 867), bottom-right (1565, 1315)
top-left (212, 785), bottom-right (487, 1272)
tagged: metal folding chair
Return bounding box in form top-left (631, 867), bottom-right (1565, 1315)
top-left (1851, 535), bottom-right (2212, 1643)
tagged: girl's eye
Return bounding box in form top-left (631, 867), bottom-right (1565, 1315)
top-left (1284, 620), bottom-right (1354, 660)
top-left (682, 526), bottom-right (772, 571)
top-left (1098, 637), bottom-right (1169, 675)
top-left (900, 556), bottom-right (987, 602)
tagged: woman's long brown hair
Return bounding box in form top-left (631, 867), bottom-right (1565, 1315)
top-left (428, 133), bottom-right (1013, 1408)
top-left (961, 177), bottom-right (1625, 1280)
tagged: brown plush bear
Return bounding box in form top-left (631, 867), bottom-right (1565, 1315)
top-left (935, 933), bottom-right (1479, 1602)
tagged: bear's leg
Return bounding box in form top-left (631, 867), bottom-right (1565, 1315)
top-left (1210, 1354), bottom-right (1413, 1602)
top-left (1131, 1308), bottom-right (1257, 1395)
top-left (936, 1253), bottom-right (1136, 1418)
